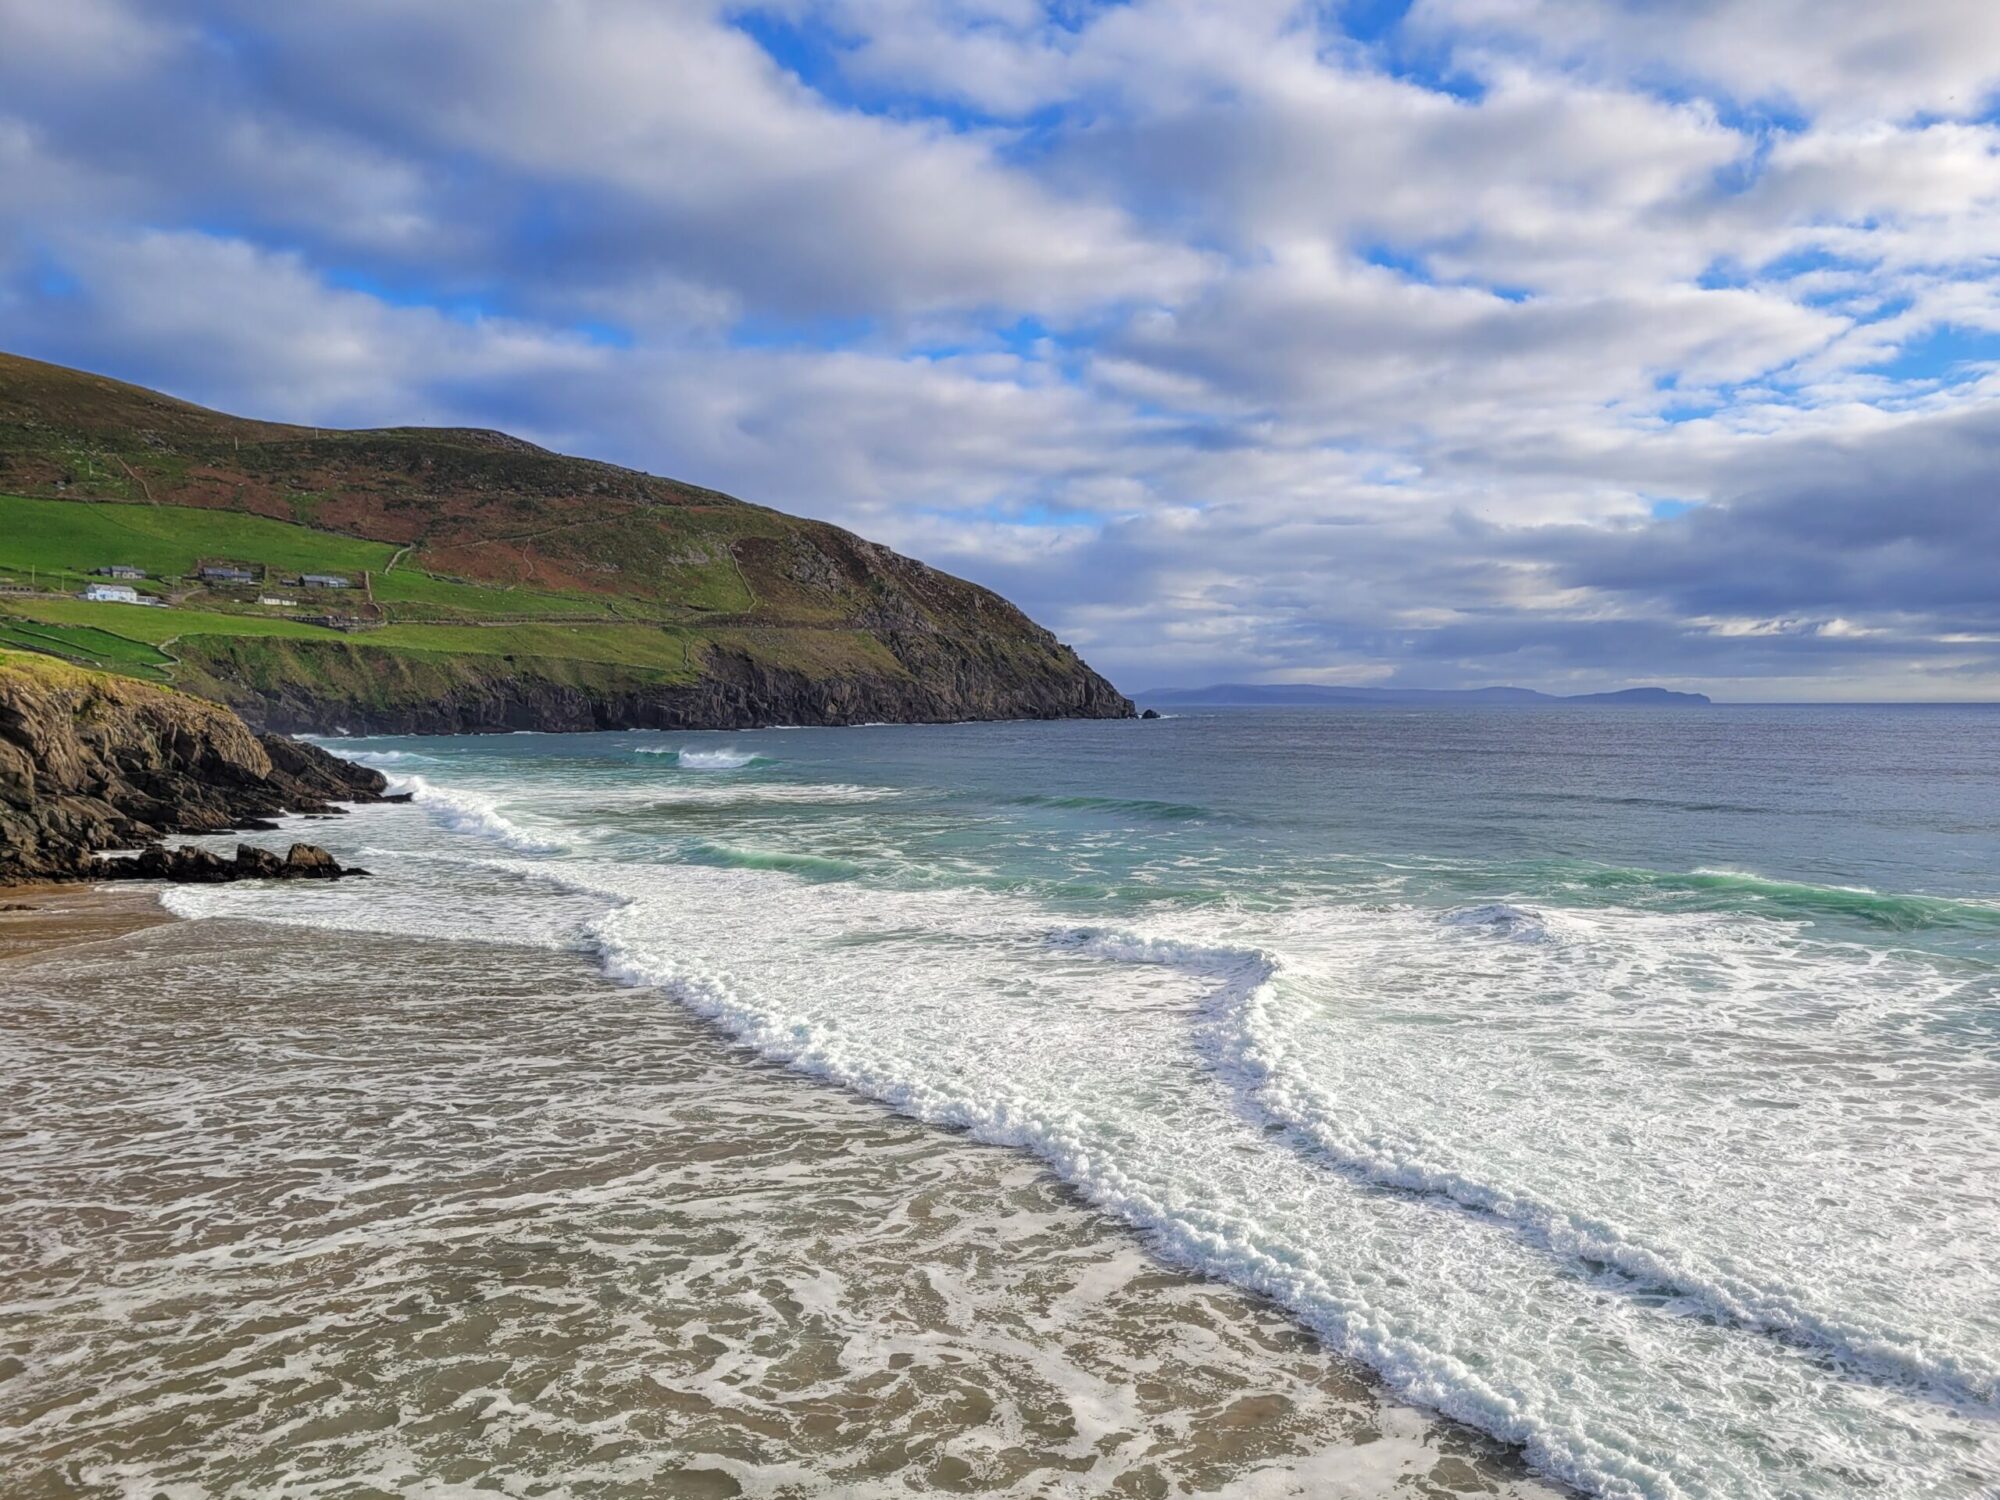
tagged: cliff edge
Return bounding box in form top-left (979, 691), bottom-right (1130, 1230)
top-left (0, 651), bottom-right (389, 883)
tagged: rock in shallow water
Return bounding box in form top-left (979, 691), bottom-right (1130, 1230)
top-left (97, 841), bottom-right (366, 883)
top-left (280, 842), bottom-right (353, 878)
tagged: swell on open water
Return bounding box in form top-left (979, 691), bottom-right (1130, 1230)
top-left (66, 707), bottom-right (2000, 1495)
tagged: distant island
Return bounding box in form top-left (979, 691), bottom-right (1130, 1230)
top-left (1139, 683), bottom-right (1712, 707)
top-left (0, 352), bottom-right (1130, 734)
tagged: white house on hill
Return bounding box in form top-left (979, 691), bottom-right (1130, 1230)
top-left (81, 583), bottom-right (142, 604)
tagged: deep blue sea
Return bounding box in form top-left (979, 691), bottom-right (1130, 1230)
top-left (165, 705), bottom-right (2000, 1498)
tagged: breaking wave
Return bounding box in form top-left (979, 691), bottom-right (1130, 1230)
top-left (683, 844), bottom-right (868, 880)
top-left (144, 717), bottom-right (2000, 1500)
top-left (387, 774), bottom-right (563, 854)
top-left (636, 745), bottom-right (767, 770)
top-left (339, 748), bottom-right (440, 768)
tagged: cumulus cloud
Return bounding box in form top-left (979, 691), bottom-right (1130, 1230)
top-left (1413, 0), bottom-right (2000, 125)
top-left (208, 0), bottom-right (1209, 322)
top-left (2, 0), bottom-right (1999, 698)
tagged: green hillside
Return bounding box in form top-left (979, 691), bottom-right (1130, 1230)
top-left (0, 353), bottom-right (1131, 732)
top-left (0, 492), bottom-right (704, 619)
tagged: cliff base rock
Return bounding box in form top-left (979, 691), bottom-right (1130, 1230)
top-left (95, 841), bottom-right (368, 883)
top-left (1, 652), bottom-right (389, 885)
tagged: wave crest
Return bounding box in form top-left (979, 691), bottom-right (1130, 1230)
top-left (390, 774), bottom-right (563, 854)
top-left (637, 745), bottom-right (766, 770)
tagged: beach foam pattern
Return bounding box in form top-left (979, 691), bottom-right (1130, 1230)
top-left (69, 714), bottom-right (2000, 1499)
top-left (539, 863), bottom-right (2000, 1499)
top-left (1, 923), bottom-right (1557, 1499)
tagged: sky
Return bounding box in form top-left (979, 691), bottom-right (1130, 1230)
top-left (3, 2), bottom-right (2000, 699)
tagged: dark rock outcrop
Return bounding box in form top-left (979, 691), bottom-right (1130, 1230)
top-left (96, 841), bottom-right (366, 883)
top-left (207, 641), bottom-right (1133, 737)
top-left (0, 652), bottom-right (390, 884)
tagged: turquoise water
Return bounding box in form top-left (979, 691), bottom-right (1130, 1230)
top-left (166, 706), bottom-right (2000, 1498)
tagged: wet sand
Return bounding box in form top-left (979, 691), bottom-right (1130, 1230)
top-left (0, 882), bottom-right (171, 963)
top-left (1, 911), bottom-right (1563, 1498)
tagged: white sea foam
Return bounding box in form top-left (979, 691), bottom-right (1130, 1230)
top-left (388, 774), bottom-right (564, 853)
top-left (638, 746), bottom-right (762, 769)
top-left (145, 742), bottom-right (2000, 1500)
top-left (4, 924), bottom-right (1561, 1500)
top-left (339, 748), bottom-right (440, 768)
top-left (493, 860), bottom-right (1998, 1499)
top-left (1201, 906), bottom-right (2000, 1411)
top-left (617, 782), bottom-right (901, 807)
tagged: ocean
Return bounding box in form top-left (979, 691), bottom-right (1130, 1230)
top-left (9, 705), bottom-right (1999, 1497)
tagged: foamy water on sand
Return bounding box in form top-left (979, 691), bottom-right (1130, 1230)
top-left (1, 920), bottom-right (1553, 1498)
top-left (8, 705), bottom-right (2000, 1497)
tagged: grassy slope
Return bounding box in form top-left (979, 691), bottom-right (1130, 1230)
top-left (0, 352), bottom-right (1122, 723)
top-left (0, 492), bottom-right (694, 619)
top-left (0, 354), bottom-right (799, 615)
top-left (0, 619), bottom-right (175, 680)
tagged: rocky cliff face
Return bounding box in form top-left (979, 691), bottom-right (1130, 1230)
top-left (176, 639), bottom-right (1133, 737)
top-left (0, 652), bottom-right (390, 883)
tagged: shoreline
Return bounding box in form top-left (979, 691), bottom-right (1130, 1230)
top-left (0, 880), bottom-right (174, 963)
top-left (12, 710), bottom-right (1993, 1496)
top-left (2, 899), bottom-right (1567, 1498)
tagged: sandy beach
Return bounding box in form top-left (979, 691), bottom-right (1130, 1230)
top-left (0, 882), bottom-right (172, 964)
top-left (1, 901), bottom-right (1560, 1498)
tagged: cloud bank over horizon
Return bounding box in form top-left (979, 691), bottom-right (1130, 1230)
top-left (3, 0), bottom-right (1999, 699)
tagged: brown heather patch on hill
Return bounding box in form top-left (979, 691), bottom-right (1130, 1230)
top-left (0, 351), bottom-right (751, 572)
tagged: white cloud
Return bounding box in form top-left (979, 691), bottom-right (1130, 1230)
top-left (1414, 0), bottom-right (2000, 124)
top-left (215, 0), bottom-right (1209, 320)
top-left (0, 0), bottom-right (185, 79)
